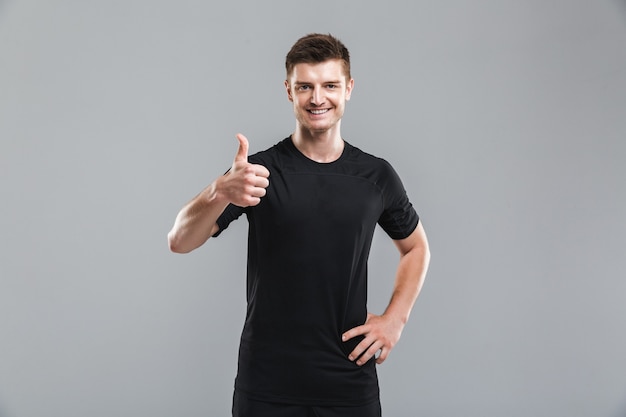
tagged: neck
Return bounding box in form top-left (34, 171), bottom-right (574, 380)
top-left (291, 125), bottom-right (344, 163)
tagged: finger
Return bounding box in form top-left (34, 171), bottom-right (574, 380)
top-left (356, 341), bottom-right (384, 366)
top-left (248, 185), bottom-right (267, 198)
top-left (343, 313), bottom-right (376, 341)
top-left (251, 175), bottom-right (270, 189)
top-left (348, 336), bottom-right (374, 362)
top-left (234, 133), bottom-right (249, 162)
top-left (375, 347), bottom-right (389, 365)
top-left (251, 164), bottom-right (270, 178)
top-left (342, 324), bottom-right (368, 342)
top-left (244, 196), bottom-right (262, 207)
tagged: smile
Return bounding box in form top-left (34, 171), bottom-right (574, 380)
top-left (308, 109), bottom-right (330, 115)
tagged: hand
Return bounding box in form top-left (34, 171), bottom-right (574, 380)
top-left (342, 313), bottom-right (404, 366)
top-left (219, 133), bottom-right (270, 207)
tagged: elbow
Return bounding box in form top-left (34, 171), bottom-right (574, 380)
top-left (167, 231), bottom-right (191, 254)
top-left (168, 223), bottom-right (217, 253)
top-left (423, 243), bottom-right (431, 261)
top-left (420, 241), bottom-right (431, 268)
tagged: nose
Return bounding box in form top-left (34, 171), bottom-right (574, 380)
top-left (310, 86), bottom-right (324, 106)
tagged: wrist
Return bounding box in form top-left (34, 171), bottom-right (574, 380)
top-left (206, 177), bottom-right (228, 206)
top-left (382, 307), bottom-right (410, 326)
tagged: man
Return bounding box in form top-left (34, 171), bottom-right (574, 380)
top-left (168, 33), bottom-right (430, 417)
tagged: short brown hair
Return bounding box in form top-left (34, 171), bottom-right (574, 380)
top-left (285, 33), bottom-right (351, 80)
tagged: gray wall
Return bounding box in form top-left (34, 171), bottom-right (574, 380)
top-left (1, 1), bottom-right (625, 416)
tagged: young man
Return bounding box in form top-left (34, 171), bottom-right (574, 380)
top-left (168, 33), bottom-right (430, 417)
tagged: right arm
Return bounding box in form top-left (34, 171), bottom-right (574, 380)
top-left (167, 134), bottom-right (270, 253)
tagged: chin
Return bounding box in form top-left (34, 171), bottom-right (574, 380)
top-left (307, 126), bottom-right (333, 135)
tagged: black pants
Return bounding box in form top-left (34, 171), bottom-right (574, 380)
top-left (232, 390), bottom-right (382, 417)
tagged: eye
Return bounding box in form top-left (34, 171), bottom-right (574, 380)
top-left (326, 84), bottom-right (337, 89)
top-left (297, 85), bottom-right (310, 91)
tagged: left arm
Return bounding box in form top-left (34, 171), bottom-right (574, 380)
top-left (342, 221), bottom-right (431, 366)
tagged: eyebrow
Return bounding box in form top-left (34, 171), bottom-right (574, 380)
top-left (293, 80), bottom-right (343, 85)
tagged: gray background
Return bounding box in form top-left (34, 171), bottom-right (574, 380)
top-left (1, 0), bottom-right (625, 416)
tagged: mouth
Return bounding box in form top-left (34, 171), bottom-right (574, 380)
top-left (307, 108), bottom-right (330, 115)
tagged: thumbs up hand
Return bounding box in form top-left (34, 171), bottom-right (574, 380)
top-left (220, 133), bottom-right (270, 207)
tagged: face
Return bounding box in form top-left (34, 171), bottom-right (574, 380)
top-left (285, 59), bottom-right (354, 136)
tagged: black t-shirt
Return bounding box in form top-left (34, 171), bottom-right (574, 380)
top-left (215, 137), bottom-right (419, 406)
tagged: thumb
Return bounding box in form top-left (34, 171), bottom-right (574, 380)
top-left (234, 133), bottom-right (249, 162)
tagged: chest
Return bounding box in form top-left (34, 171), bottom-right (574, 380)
top-left (252, 171), bottom-right (383, 236)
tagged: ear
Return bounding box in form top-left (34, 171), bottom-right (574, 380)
top-left (345, 78), bottom-right (354, 101)
top-left (284, 80), bottom-right (294, 102)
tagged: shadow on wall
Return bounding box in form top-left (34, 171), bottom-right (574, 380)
top-left (618, 0), bottom-right (626, 18)
top-left (614, 399), bottom-right (626, 417)
top-left (0, 0), bottom-right (15, 25)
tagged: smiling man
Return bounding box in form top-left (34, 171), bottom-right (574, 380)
top-left (167, 33), bottom-right (430, 417)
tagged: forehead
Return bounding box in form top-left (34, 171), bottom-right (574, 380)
top-left (288, 59), bottom-right (349, 83)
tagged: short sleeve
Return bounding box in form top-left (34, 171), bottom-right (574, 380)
top-left (211, 151), bottom-right (269, 238)
top-left (213, 203), bottom-right (246, 237)
top-left (377, 160), bottom-right (419, 240)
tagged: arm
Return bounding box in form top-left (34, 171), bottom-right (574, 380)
top-left (167, 134), bottom-right (270, 253)
top-left (342, 221), bottom-right (430, 365)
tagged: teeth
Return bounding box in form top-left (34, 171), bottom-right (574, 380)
top-left (309, 109), bottom-right (329, 115)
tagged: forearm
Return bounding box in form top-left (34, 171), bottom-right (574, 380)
top-left (168, 134), bottom-right (270, 253)
top-left (167, 179), bottom-right (229, 253)
top-left (342, 224), bottom-right (430, 366)
top-left (384, 224), bottom-right (431, 324)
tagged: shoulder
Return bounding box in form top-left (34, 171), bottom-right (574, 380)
top-left (248, 137), bottom-right (291, 167)
top-left (343, 141), bottom-right (397, 177)
top-left (341, 142), bottom-right (411, 199)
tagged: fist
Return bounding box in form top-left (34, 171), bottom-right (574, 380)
top-left (221, 133), bottom-right (270, 207)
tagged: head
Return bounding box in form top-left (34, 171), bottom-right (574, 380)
top-left (285, 33), bottom-right (351, 82)
top-left (284, 34), bottom-right (354, 137)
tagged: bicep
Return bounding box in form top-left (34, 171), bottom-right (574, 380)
top-left (210, 222), bottom-right (220, 238)
top-left (393, 221), bottom-right (429, 256)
